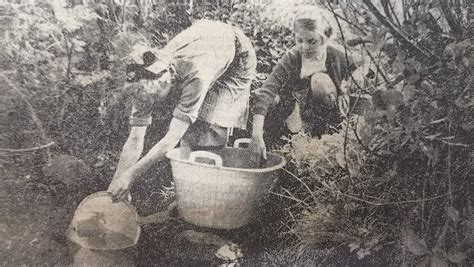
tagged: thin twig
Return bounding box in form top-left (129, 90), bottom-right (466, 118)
top-left (421, 175), bottom-right (427, 235)
top-left (365, 48), bottom-right (390, 84)
top-left (439, 0), bottom-right (463, 37)
top-left (435, 216), bottom-right (450, 248)
top-left (121, 0), bottom-right (126, 27)
top-left (381, 0), bottom-right (395, 25)
top-left (271, 191), bottom-right (311, 208)
top-left (402, 0), bottom-right (408, 22)
top-left (64, 37), bottom-right (74, 84)
top-left (1, 74), bottom-right (52, 162)
top-left (362, 0), bottom-right (437, 61)
top-left (282, 168), bottom-right (318, 204)
top-left (326, 3), bottom-right (358, 172)
top-left (387, 0), bottom-right (402, 27)
top-left (333, 11), bottom-right (368, 36)
top-left (325, 2), bottom-right (364, 92)
top-left (109, 0), bottom-right (120, 24)
top-left (352, 114), bottom-right (377, 155)
top-left (0, 142), bottom-right (55, 153)
top-left (336, 189), bottom-right (451, 206)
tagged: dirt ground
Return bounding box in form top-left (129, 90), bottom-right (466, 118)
top-left (0, 163), bottom-right (396, 266)
top-left (0, 163), bottom-right (275, 266)
top-left (0, 167), bottom-right (71, 265)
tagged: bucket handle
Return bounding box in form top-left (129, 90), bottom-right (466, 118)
top-left (233, 138), bottom-right (252, 148)
top-left (189, 151), bottom-right (223, 167)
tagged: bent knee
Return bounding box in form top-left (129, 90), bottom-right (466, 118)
top-left (311, 73), bottom-right (337, 107)
top-left (311, 73), bottom-right (336, 95)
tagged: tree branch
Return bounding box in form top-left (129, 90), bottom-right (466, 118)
top-left (0, 142), bottom-right (55, 153)
top-left (387, 0), bottom-right (401, 27)
top-left (362, 0), bottom-right (437, 61)
top-left (365, 49), bottom-right (390, 84)
top-left (1, 73), bottom-right (52, 162)
top-left (439, 0), bottom-right (463, 37)
top-left (381, 0), bottom-right (395, 25)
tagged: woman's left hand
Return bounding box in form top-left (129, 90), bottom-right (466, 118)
top-left (108, 171), bottom-right (134, 202)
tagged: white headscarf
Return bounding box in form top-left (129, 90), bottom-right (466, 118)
top-left (293, 6), bottom-right (337, 79)
top-left (292, 5), bottom-right (336, 42)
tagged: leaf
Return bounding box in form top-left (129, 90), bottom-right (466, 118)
top-left (73, 46), bottom-right (84, 52)
top-left (407, 74), bottom-right (421, 85)
top-left (420, 80), bottom-right (434, 91)
top-left (72, 39), bottom-right (86, 52)
top-left (269, 48), bottom-right (280, 58)
top-left (446, 206), bottom-right (460, 222)
top-left (448, 250), bottom-right (467, 264)
top-left (429, 117), bottom-right (446, 124)
top-left (348, 242), bottom-right (360, 253)
top-left (402, 229), bottom-right (429, 256)
top-left (424, 133), bottom-right (442, 141)
top-left (460, 123), bottom-right (474, 132)
top-left (398, 50), bottom-right (407, 61)
top-left (72, 39), bottom-right (86, 47)
top-left (403, 85), bottom-right (417, 100)
top-left (416, 255), bottom-right (431, 267)
top-left (464, 219), bottom-right (474, 245)
top-left (335, 152), bottom-right (346, 168)
top-left (429, 255), bottom-right (449, 267)
top-left (385, 89), bottom-right (405, 107)
top-left (357, 248), bottom-right (371, 260)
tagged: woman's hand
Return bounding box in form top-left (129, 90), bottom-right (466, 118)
top-left (249, 114), bottom-right (268, 167)
top-left (248, 136), bottom-right (267, 167)
top-left (108, 170), bottom-right (135, 202)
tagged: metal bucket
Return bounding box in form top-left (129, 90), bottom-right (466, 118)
top-left (166, 139), bottom-right (286, 229)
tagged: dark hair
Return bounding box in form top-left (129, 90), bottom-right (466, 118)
top-left (125, 51), bottom-right (159, 82)
top-left (126, 63), bottom-right (159, 82)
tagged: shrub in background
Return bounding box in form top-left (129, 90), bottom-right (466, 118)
top-left (278, 0), bottom-right (472, 264)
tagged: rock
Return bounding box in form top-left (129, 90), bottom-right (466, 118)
top-left (178, 230), bottom-right (243, 262)
top-left (215, 243), bottom-right (243, 261)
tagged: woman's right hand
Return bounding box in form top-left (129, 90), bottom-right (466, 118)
top-left (249, 114), bottom-right (267, 167)
top-left (248, 136), bottom-right (267, 167)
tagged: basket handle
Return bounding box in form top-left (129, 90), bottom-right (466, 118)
top-left (189, 151), bottom-right (223, 167)
top-left (233, 138), bottom-right (252, 148)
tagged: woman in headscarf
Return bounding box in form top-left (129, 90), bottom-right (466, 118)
top-left (108, 20), bottom-right (256, 201)
top-left (249, 6), bottom-right (359, 162)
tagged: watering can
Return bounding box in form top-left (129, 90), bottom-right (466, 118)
top-left (66, 191), bottom-right (174, 250)
top-left (66, 192), bottom-right (243, 261)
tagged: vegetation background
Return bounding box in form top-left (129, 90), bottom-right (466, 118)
top-left (0, 0), bottom-right (472, 265)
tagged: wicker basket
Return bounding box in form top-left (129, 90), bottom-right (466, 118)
top-left (166, 139), bottom-right (286, 229)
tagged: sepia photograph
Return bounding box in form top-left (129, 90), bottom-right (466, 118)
top-left (0, 0), bottom-right (472, 265)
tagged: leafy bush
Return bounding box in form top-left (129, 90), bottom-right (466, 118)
top-left (278, 0), bottom-right (472, 264)
top-left (2, 2), bottom-right (471, 264)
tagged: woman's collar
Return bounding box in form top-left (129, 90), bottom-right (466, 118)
top-left (300, 45), bottom-right (328, 79)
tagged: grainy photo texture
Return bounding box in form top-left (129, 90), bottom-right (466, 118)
top-left (1, 0), bottom-right (472, 266)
